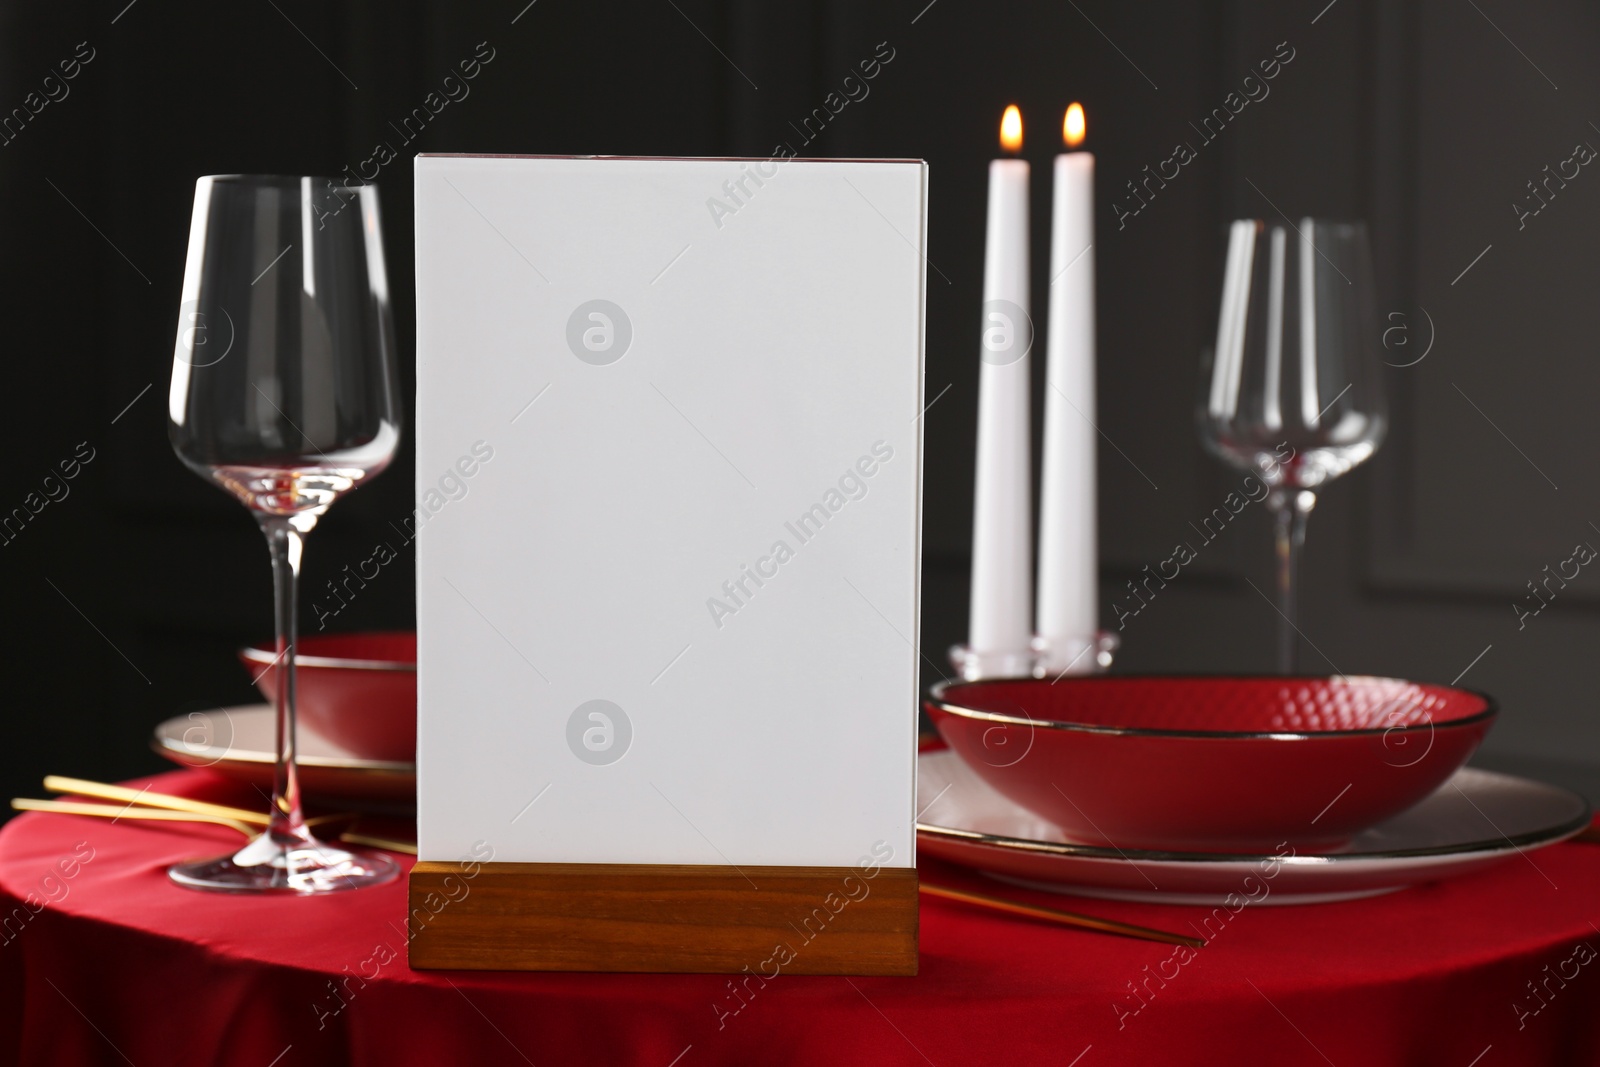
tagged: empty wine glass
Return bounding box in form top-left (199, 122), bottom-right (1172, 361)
top-left (167, 175), bottom-right (402, 892)
top-left (1198, 219), bottom-right (1386, 673)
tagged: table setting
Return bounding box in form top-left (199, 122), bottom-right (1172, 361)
top-left (5, 20), bottom-right (1600, 1064)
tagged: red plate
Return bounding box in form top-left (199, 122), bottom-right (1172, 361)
top-left (925, 675), bottom-right (1495, 853)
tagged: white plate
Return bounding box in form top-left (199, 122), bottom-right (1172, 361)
top-left (152, 705), bottom-right (415, 810)
top-left (916, 748), bottom-right (1590, 905)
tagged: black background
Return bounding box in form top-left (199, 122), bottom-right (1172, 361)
top-left (4, 0), bottom-right (1600, 813)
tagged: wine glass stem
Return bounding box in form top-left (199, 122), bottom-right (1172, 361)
top-left (259, 514), bottom-right (313, 847)
top-left (1269, 488), bottom-right (1316, 675)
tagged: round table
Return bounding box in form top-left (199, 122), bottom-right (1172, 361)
top-left (3, 769), bottom-right (1599, 1066)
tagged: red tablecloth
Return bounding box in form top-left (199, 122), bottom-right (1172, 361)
top-left (3, 769), bottom-right (1599, 1066)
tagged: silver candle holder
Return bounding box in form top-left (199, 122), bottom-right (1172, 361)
top-left (948, 630), bottom-right (1119, 682)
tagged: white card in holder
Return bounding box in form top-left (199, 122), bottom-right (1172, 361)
top-left (413, 154), bottom-right (926, 873)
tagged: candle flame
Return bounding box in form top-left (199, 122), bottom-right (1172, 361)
top-left (1064, 103), bottom-right (1086, 149)
top-left (999, 105), bottom-right (1023, 153)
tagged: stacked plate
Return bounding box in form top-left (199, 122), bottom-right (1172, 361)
top-left (154, 705), bottom-right (415, 810)
top-left (921, 676), bottom-right (1590, 904)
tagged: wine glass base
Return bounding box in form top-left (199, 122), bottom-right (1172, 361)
top-left (168, 833), bottom-right (399, 894)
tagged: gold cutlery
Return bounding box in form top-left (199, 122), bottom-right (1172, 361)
top-left (23, 774), bottom-right (415, 855)
top-left (43, 775), bottom-right (269, 826)
top-left (21, 775), bottom-right (361, 835)
top-left (15, 795), bottom-right (418, 858)
top-left (19, 786), bottom-right (1199, 950)
top-left (42, 775), bottom-right (359, 829)
top-left (24, 776), bottom-right (1201, 939)
top-left (11, 798), bottom-right (258, 836)
top-left (919, 881), bottom-right (1205, 949)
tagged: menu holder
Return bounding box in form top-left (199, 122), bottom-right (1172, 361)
top-left (409, 154), bottom-right (927, 974)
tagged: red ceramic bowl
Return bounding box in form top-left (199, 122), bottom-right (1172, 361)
top-left (925, 676), bottom-right (1496, 853)
top-left (240, 632), bottom-right (416, 762)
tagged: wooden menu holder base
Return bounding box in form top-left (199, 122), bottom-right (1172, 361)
top-left (406, 861), bottom-right (918, 975)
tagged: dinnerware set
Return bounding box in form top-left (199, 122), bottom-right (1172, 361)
top-left (921, 676), bottom-right (1588, 904)
top-left (119, 644), bottom-right (1595, 919)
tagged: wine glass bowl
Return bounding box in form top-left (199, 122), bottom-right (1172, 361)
top-left (167, 174), bottom-right (402, 893)
top-left (1198, 218), bottom-right (1386, 672)
top-left (170, 175), bottom-right (400, 507)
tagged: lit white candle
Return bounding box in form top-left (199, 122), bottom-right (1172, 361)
top-left (1037, 103), bottom-right (1099, 668)
top-left (967, 104), bottom-right (1033, 675)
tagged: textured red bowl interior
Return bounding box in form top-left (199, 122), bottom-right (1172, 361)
top-left (945, 675), bottom-right (1488, 734)
top-left (241, 631), bottom-right (416, 762)
top-left (926, 676), bottom-right (1495, 853)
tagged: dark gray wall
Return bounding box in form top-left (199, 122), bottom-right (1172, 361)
top-left (1, 0), bottom-right (1597, 811)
